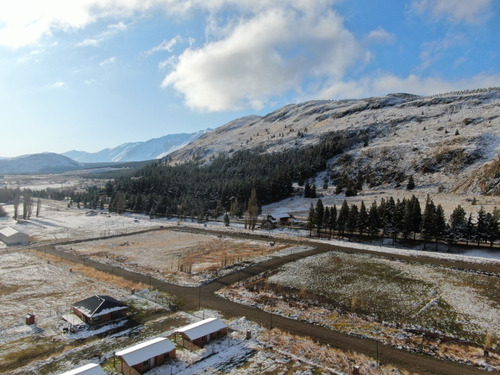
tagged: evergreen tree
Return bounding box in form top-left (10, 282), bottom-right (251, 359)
top-left (358, 201), bottom-right (368, 237)
top-left (347, 204), bottom-right (359, 236)
top-left (247, 187), bottom-right (259, 230)
top-left (465, 213), bottom-right (474, 245)
top-left (0, 205), bottom-right (7, 217)
top-left (307, 203), bottom-right (315, 237)
top-left (329, 204), bottom-right (337, 234)
top-left (314, 199), bottom-right (324, 236)
top-left (487, 207), bottom-right (500, 247)
top-left (304, 181), bottom-right (311, 198)
top-left (476, 207), bottom-right (488, 246)
top-left (434, 204), bottom-right (446, 249)
top-left (368, 201), bottom-right (380, 238)
top-left (407, 175), bottom-right (415, 190)
top-left (449, 205), bottom-right (467, 243)
top-left (422, 195), bottom-right (436, 249)
top-left (337, 200), bottom-right (349, 236)
top-left (410, 195), bottom-right (422, 240)
top-left (224, 212), bottom-right (230, 226)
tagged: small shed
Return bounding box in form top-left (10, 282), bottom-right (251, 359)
top-left (176, 318), bottom-right (227, 348)
top-left (72, 295), bottom-right (128, 326)
top-left (60, 363), bottom-right (106, 375)
top-left (115, 337), bottom-right (176, 375)
top-left (0, 227), bottom-right (29, 246)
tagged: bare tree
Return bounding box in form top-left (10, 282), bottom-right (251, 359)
top-left (22, 189), bottom-right (33, 220)
top-left (13, 188), bottom-right (20, 220)
top-left (36, 197), bottom-right (42, 217)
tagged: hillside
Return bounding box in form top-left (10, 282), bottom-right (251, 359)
top-left (0, 153), bottom-right (82, 174)
top-left (168, 88), bottom-right (500, 195)
top-left (63, 129), bottom-right (209, 163)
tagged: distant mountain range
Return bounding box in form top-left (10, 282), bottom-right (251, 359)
top-left (0, 153), bottom-right (82, 174)
top-left (0, 129), bottom-right (209, 174)
top-left (63, 130), bottom-right (209, 163)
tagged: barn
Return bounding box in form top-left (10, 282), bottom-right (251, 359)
top-left (176, 318), bottom-right (227, 348)
top-left (0, 227), bottom-right (29, 246)
top-left (115, 337), bottom-right (176, 374)
top-left (60, 363), bottom-right (106, 375)
top-left (72, 295), bottom-right (128, 326)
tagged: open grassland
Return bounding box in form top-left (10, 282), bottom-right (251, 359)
top-left (219, 251), bottom-right (500, 371)
top-left (56, 229), bottom-right (297, 285)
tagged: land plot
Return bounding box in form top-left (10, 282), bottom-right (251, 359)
top-left (219, 251), bottom-right (500, 371)
top-left (57, 229), bottom-right (298, 285)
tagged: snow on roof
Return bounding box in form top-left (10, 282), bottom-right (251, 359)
top-left (0, 227), bottom-right (21, 237)
top-left (115, 337), bottom-right (175, 366)
top-left (73, 295), bottom-right (128, 318)
top-left (60, 363), bottom-right (106, 375)
top-left (176, 318), bottom-right (227, 340)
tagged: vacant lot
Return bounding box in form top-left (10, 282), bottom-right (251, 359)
top-left (56, 230), bottom-right (302, 285)
top-left (219, 251), bottom-right (500, 371)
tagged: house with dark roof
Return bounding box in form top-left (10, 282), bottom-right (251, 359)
top-left (115, 337), bottom-right (176, 374)
top-left (72, 295), bottom-right (128, 326)
top-left (176, 318), bottom-right (227, 348)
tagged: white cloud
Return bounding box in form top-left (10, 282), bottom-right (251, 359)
top-left (51, 81), bottom-right (65, 88)
top-left (77, 38), bottom-right (100, 47)
top-left (315, 73), bottom-right (500, 100)
top-left (162, 3), bottom-right (361, 111)
top-left (145, 36), bottom-right (181, 56)
top-left (108, 21), bottom-right (127, 32)
top-left (413, 0), bottom-right (492, 24)
top-left (99, 56), bottom-right (117, 67)
top-left (366, 27), bottom-right (395, 44)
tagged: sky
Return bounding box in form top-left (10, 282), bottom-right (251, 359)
top-left (1, 0), bottom-right (499, 158)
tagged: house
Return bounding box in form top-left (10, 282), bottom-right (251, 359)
top-left (60, 363), bottom-right (106, 375)
top-left (115, 337), bottom-right (176, 375)
top-left (176, 318), bottom-right (227, 348)
top-left (0, 227), bottom-right (29, 246)
top-left (279, 215), bottom-right (298, 226)
top-left (72, 295), bottom-right (128, 326)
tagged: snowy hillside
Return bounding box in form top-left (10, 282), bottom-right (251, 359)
top-left (64, 129), bottom-right (209, 163)
top-left (0, 153), bottom-right (82, 174)
top-left (168, 88), bottom-right (500, 194)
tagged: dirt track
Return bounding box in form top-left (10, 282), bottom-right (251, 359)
top-left (37, 226), bottom-right (499, 375)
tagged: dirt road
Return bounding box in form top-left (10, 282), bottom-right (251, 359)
top-left (37, 227), bottom-right (497, 375)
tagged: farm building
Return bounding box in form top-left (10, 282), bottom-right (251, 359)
top-left (72, 295), bottom-right (128, 326)
top-left (176, 317), bottom-right (227, 348)
top-left (0, 227), bottom-right (29, 246)
top-left (115, 337), bottom-right (176, 375)
top-left (60, 363), bottom-right (106, 375)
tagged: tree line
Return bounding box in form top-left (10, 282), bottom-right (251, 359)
top-left (0, 187), bottom-right (42, 219)
top-left (307, 195), bottom-right (500, 248)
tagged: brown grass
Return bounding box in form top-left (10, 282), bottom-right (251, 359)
top-left (31, 250), bottom-right (147, 291)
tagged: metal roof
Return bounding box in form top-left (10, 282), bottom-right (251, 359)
top-left (72, 295), bottom-right (128, 318)
top-left (59, 363), bottom-right (106, 375)
top-left (176, 318), bottom-right (227, 341)
top-left (115, 337), bottom-right (175, 366)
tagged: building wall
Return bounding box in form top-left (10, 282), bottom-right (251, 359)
top-left (73, 308), bottom-right (128, 326)
top-left (118, 350), bottom-right (175, 375)
top-left (181, 328), bottom-right (227, 348)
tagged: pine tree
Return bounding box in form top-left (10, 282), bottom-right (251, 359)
top-left (307, 203), bottom-right (315, 237)
top-left (314, 199), bottom-right (324, 236)
top-left (337, 200), bottom-right (349, 236)
top-left (247, 188), bottom-right (259, 230)
top-left (449, 205), bottom-right (467, 243)
top-left (434, 204), bottom-right (446, 249)
top-left (476, 206), bottom-right (488, 246)
top-left (410, 195), bottom-right (422, 240)
top-left (329, 204), bottom-right (337, 235)
top-left (358, 201), bottom-right (368, 237)
top-left (407, 175), bottom-right (415, 190)
top-left (347, 204), bottom-right (359, 236)
top-left (422, 195), bottom-right (436, 249)
top-left (368, 201), bottom-right (380, 238)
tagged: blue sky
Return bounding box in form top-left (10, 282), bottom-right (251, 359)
top-left (1, 0), bottom-right (499, 158)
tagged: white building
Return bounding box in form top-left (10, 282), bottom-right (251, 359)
top-left (60, 363), bottom-right (106, 375)
top-left (0, 227), bottom-right (29, 246)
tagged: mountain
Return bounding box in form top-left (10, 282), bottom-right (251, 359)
top-left (0, 153), bottom-right (82, 174)
top-left (166, 88), bottom-right (500, 195)
top-left (64, 130), bottom-right (209, 163)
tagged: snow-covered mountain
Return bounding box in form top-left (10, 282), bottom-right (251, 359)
top-left (0, 153), bottom-right (82, 174)
top-left (63, 130), bottom-right (210, 163)
top-left (167, 88), bottom-right (500, 195)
